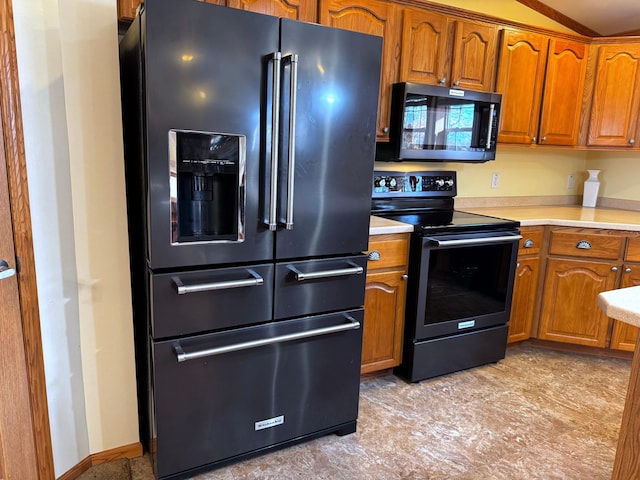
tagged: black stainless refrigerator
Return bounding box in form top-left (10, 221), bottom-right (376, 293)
top-left (119, 0), bottom-right (381, 478)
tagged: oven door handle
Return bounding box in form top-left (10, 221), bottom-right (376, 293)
top-left (287, 261), bottom-right (364, 281)
top-left (172, 269), bottom-right (263, 295)
top-left (173, 314), bottom-right (360, 362)
top-left (424, 234), bottom-right (522, 247)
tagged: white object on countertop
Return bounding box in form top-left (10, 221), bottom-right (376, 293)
top-left (583, 169), bottom-right (600, 208)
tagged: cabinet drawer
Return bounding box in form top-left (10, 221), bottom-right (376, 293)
top-left (518, 227), bottom-right (543, 256)
top-left (549, 230), bottom-right (623, 259)
top-left (366, 234), bottom-right (410, 270)
top-left (626, 237), bottom-right (640, 262)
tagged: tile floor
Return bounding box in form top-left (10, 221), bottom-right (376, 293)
top-left (114, 343), bottom-right (631, 479)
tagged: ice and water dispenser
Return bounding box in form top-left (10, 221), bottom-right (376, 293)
top-left (169, 130), bottom-right (245, 244)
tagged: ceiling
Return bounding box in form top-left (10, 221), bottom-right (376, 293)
top-left (518, 0), bottom-right (640, 37)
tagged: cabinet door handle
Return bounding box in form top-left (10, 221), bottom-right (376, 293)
top-left (401, 274), bottom-right (408, 281)
top-left (625, 268), bottom-right (632, 274)
top-left (453, 80), bottom-right (460, 86)
top-left (611, 266), bottom-right (618, 272)
top-left (576, 240), bottom-right (592, 250)
top-left (523, 239), bottom-right (535, 248)
top-left (541, 136), bottom-right (547, 142)
top-left (382, 127), bottom-right (389, 133)
top-left (532, 136), bottom-right (537, 143)
top-left (438, 77), bottom-right (446, 84)
top-left (517, 262), bottom-right (521, 268)
top-left (630, 139), bottom-right (635, 145)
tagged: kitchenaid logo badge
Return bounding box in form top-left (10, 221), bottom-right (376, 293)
top-left (458, 320), bottom-right (476, 330)
top-left (255, 415), bottom-right (284, 431)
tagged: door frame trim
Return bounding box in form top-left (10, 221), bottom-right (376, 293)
top-left (0, 0), bottom-right (55, 478)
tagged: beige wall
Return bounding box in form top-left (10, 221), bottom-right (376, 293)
top-left (587, 152), bottom-right (640, 202)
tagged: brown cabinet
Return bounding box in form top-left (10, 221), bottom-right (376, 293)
top-left (400, 9), bottom-right (497, 92)
top-left (508, 227), bottom-right (543, 343)
top-left (361, 233), bottom-right (409, 374)
top-left (587, 43), bottom-right (640, 148)
top-left (538, 228), bottom-right (627, 348)
top-left (497, 30), bottom-right (588, 146)
top-left (610, 237), bottom-right (640, 351)
top-left (118, 0), bottom-right (141, 21)
top-left (226, 0), bottom-right (316, 22)
top-left (319, 0), bottom-right (401, 139)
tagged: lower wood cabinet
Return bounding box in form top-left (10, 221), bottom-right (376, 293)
top-left (610, 263), bottom-right (640, 351)
top-left (362, 233), bottom-right (409, 374)
top-left (508, 226), bottom-right (543, 343)
top-left (538, 257), bottom-right (617, 347)
top-left (508, 256), bottom-right (540, 343)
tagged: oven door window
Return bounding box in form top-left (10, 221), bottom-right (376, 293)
top-left (424, 243), bottom-right (513, 325)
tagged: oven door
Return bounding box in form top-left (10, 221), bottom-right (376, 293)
top-left (410, 231), bottom-right (521, 340)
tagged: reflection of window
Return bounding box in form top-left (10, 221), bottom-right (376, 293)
top-left (402, 101), bottom-right (428, 149)
top-left (444, 104), bottom-right (473, 150)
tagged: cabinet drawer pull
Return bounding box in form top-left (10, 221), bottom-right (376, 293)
top-left (611, 266), bottom-right (618, 272)
top-left (523, 239), bottom-right (535, 248)
top-left (367, 250), bottom-right (381, 261)
top-left (576, 240), bottom-right (592, 250)
top-left (626, 268), bottom-right (632, 274)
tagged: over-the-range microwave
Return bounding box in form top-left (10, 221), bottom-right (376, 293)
top-left (377, 82), bottom-right (502, 163)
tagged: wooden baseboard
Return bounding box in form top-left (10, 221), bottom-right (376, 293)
top-left (57, 442), bottom-right (143, 480)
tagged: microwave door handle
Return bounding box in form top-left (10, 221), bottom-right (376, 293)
top-left (283, 53), bottom-right (298, 230)
top-left (267, 52), bottom-right (282, 231)
top-left (486, 103), bottom-right (495, 149)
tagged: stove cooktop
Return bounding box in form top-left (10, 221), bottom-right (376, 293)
top-left (379, 210), bottom-right (519, 235)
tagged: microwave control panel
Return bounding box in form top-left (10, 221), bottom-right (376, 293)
top-left (372, 171), bottom-right (456, 197)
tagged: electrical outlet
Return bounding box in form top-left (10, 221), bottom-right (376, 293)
top-left (491, 172), bottom-right (500, 189)
top-left (567, 174), bottom-right (575, 189)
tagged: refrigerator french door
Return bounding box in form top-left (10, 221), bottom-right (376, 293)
top-left (119, 0), bottom-right (382, 478)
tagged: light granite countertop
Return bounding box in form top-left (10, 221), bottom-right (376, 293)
top-left (598, 286), bottom-right (640, 328)
top-left (369, 216), bottom-right (414, 235)
top-left (460, 205), bottom-right (640, 231)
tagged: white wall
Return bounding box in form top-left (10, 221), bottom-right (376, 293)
top-left (14, 0), bottom-right (138, 476)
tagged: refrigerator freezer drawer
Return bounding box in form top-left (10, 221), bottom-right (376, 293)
top-left (152, 309), bottom-right (364, 478)
top-left (150, 264), bottom-right (274, 339)
top-left (274, 255), bottom-right (367, 320)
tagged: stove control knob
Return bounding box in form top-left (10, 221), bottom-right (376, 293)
top-left (379, 178), bottom-right (386, 187)
top-left (435, 179), bottom-right (445, 187)
top-left (445, 179), bottom-right (454, 187)
top-left (390, 178), bottom-right (397, 187)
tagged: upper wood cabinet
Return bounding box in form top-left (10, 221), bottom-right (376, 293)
top-left (586, 43), bottom-right (640, 148)
top-left (400, 9), bottom-right (497, 92)
top-left (118, 0), bottom-right (226, 22)
top-left (496, 30), bottom-right (549, 144)
top-left (319, 0), bottom-right (401, 139)
top-left (538, 39), bottom-right (588, 146)
top-left (226, 0), bottom-right (316, 22)
top-left (497, 30), bottom-right (588, 146)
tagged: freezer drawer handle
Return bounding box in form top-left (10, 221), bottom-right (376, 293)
top-left (172, 269), bottom-right (263, 295)
top-left (173, 314), bottom-right (361, 362)
top-left (425, 234), bottom-right (522, 247)
top-left (287, 261), bottom-right (364, 281)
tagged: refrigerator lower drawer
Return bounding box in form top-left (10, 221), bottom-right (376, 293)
top-left (152, 309), bottom-right (364, 478)
top-left (150, 263), bottom-right (274, 338)
top-left (274, 254), bottom-right (367, 320)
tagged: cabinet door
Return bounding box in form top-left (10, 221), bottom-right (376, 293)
top-left (319, 0), bottom-right (401, 139)
top-left (118, 0), bottom-right (141, 21)
top-left (538, 39), bottom-right (588, 146)
top-left (538, 258), bottom-right (617, 347)
top-left (361, 269), bottom-right (407, 374)
top-left (587, 44), bottom-right (640, 147)
top-left (508, 257), bottom-right (539, 343)
top-left (450, 20), bottom-right (498, 91)
top-left (610, 263), bottom-right (640, 351)
top-left (496, 30), bottom-right (549, 144)
top-left (399, 8), bottom-right (450, 86)
top-left (226, 0), bottom-right (316, 21)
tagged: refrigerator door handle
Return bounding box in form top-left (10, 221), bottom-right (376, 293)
top-left (172, 269), bottom-right (264, 295)
top-left (287, 261), bottom-right (364, 282)
top-left (282, 53), bottom-right (298, 230)
top-left (267, 52), bottom-right (282, 232)
top-left (173, 314), bottom-right (361, 362)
